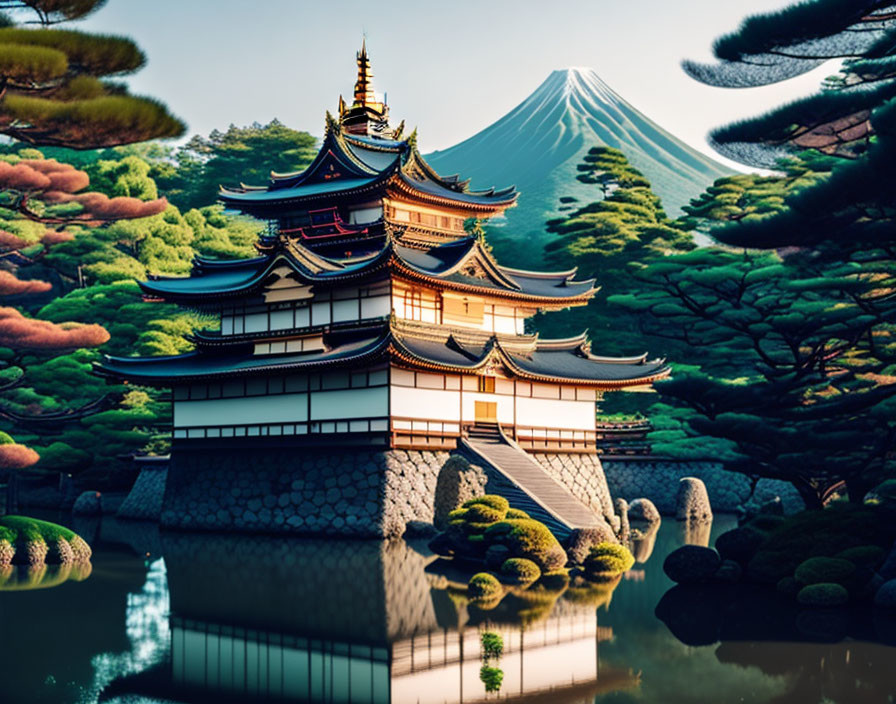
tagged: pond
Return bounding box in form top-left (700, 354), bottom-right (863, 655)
top-left (1, 513), bottom-right (895, 704)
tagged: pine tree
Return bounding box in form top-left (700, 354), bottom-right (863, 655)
top-left (620, 0), bottom-right (896, 506)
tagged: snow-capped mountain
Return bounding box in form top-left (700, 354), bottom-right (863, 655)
top-left (426, 68), bottom-right (732, 254)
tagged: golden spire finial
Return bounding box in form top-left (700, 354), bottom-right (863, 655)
top-left (354, 38), bottom-right (376, 107)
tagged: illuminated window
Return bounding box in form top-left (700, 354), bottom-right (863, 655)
top-left (478, 376), bottom-right (495, 393)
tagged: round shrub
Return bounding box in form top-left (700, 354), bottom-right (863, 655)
top-left (663, 545), bottom-right (721, 584)
top-left (468, 572), bottom-right (503, 600)
top-left (463, 495), bottom-right (510, 514)
top-left (500, 557), bottom-right (541, 585)
top-left (489, 518), bottom-right (566, 571)
top-left (747, 550), bottom-right (804, 584)
top-left (505, 508), bottom-right (530, 519)
top-left (480, 631), bottom-right (503, 659)
top-left (0, 539), bottom-right (13, 567)
top-left (464, 503), bottom-right (505, 524)
top-left (447, 508), bottom-right (469, 521)
top-left (538, 568), bottom-right (570, 592)
top-left (746, 514), bottom-right (785, 533)
top-left (585, 543), bottom-right (635, 578)
top-left (776, 576), bottom-right (800, 597)
top-left (835, 545), bottom-right (885, 568)
top-left (797, 583), bottom-right (849, 607)
top-left (715, 526), bottom-right (766, 567)
top-left (794, 557), bottom-right (856, 587)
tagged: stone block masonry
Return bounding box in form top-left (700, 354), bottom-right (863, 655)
top-left (530, 453), bottom-right (616, 525)
top-left (602, 458), bottom-right (804, 515)
top-left (160, 445), bottom-right (454, 538)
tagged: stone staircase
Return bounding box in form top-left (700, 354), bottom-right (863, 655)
top-left (461, 424), bottom-right (600, 540)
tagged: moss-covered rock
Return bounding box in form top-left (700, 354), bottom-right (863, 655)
top-left (715, 526), bottom-right (766, 567)
top-left (500, 557), bottom-right (541, 585)
top-left (464, 503), bottom-right (505, 524)
top-left (0, 516), bottom-right (90, 567)
top-left (797, 582), bottom-right (849, 607)
top-left (486, 518), bottom-right (566, 571)
top-left (584, 543), bottom-right (635, 579)
top-left (505, 508), bottom-right (530, 519)
top-left (835, 545), bottom-right (885, 568)
top-left (462, 495), bottom-right (510, 514)
top-left (468, 572), bottom-right (503, 601)
top-left (565, 522), bottom-right (618, 564)
top-left (663, 545), bottom-right (721, 584)
top-left (794, 557), bottom-right (856, 587)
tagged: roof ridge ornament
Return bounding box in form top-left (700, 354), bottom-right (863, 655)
top-left (339, 39), bottom-right (394, 138)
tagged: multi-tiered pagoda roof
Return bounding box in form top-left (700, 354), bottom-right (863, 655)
top-left (96, 41), bottom-right (669, 454)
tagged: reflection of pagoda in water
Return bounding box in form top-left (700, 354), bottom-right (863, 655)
top-left (101, 534), bottom-right (639, 703)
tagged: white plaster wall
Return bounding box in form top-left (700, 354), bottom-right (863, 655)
top-left (174, 394), bottom-right (309, 427)
top-left (515, 396), bottom-right (594, 430)
top-left (310, 387), bottom-right (388, 420)
top-left (390, 386), bottom-right (460, 421)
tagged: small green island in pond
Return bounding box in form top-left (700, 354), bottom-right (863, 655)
top-left (429, 494), bottom-right (636, 621)
top-left (0, 515), bottom-right (92, 570)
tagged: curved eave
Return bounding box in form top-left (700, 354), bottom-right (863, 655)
top-left (139, 247), bottom-right (392, 302)
top-left (500, 354), bottom-right (672, 389)
top-left (390, 336), bottom-right (670, 389)
top-left (387, 174), bottom-right (517, 214)
top-left (94, 334), bottom-right (392, 387)
top-left (390, 258), bottom-right (595, 306)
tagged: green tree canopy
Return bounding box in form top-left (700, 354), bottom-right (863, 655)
top-left (0, 1), bottom-right (184, 148)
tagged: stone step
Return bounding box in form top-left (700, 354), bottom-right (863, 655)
top-left (461, 434), bottom-right (600, 540)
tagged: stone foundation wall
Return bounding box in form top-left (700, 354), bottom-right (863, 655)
top-left (602, 458), bottom-right (804, 515)
top-left (530, 453), bottom-right (615, 523)
top-left (160, 446), bottom-right (452, 538)
top-left (117, 467), bottom-right (167, 521)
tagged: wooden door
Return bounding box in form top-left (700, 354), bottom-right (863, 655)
top-left (474, 401), bottom-right (497, 423)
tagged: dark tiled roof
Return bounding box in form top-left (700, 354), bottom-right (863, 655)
top-left (95, 332), bottom-right (389, 385)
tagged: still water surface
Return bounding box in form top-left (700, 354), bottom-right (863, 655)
top-left (1, 513), bottom-right (894, 704)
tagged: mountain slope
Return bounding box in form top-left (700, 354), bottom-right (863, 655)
top-left (426, 68), bottom-right (732, 262)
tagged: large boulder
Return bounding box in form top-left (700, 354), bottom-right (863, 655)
top-left (663, 545), bottom-right (721, 584)
top-left (628, 498), bottom-right (661, 524)
top-left (614, 498), bottom-right (630, 542)
top-left (565, 522), bottom-right (618, 564)
top-left (676, 477), bottom-right (713, 522)
top-left (72, 490), bottom-right (102, 516)
top-left (432, 456), bottom-right (488, 530)
top-left (874, 579), bottom-right (896, 611)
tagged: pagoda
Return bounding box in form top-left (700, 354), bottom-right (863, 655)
top-left (97, 42), bottom-right (669, 455)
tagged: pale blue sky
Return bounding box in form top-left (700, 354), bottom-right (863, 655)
top-left (74, 1), bottom-right (832, 166)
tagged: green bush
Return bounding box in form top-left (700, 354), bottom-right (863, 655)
top-left (463, 495), bottom-right (510, 513)
top-left (794, 557), bottom-right (856, 587)
top-left (505, 508), bottom-right (530, 519)
top-left (464, 503), bottom-right (505, 524)
top-left (489, 518), bottom-right (566, 571)
top-left (468, 572), bottom-right (503, 600)
top-left (447, 508), bottom-right (469, 521)
top-left (480, 631), bottom-right (503, 659)
top-left (584, 543), bottom-right (635, 577)
top-left (500, 557), bottom-right (541, 585)
top-left (835, 545), bottom-right (885, 568)
top-left (538, 568), bottom-right (571, 592)
top-left (480, 665), bottom-right (504, 693)
top-left (797, 583), bottom-right (849, 607)
top-left (0, 516), bottom-right (76, 544)
top-left (746, 503), bottom-right (896, 583)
